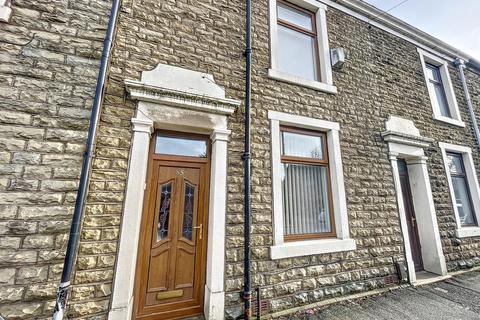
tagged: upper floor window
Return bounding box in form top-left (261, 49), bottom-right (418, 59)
top-left (439, 142), bottom-right (480, 238)
top-left (268, 0), bottom-right (336, 94)
top-left (417, 48), bottom-right (464, 127)
top-left (277, 1), bottom-right (319, 81)
top-left (425, 63), bottom-right (451, 118)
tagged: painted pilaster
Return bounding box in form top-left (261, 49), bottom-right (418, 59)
top-left (407, 157), bottom-right (447, 276)
top-left (388, 152), bottom-right (416, 284)
top-left (204, 129), bottom-right (230, 320)
top-left (109, 118), bottom-right (154, 320)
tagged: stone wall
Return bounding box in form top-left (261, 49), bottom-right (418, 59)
top-left (68, 1), bottom-right (480, 319)
top-left (0, 0), bottom-right (110, 319)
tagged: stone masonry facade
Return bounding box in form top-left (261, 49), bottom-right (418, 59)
top-left (0, 0), bottom-right (110, 318)
top-left (1, 0), bottom-right (480, 319)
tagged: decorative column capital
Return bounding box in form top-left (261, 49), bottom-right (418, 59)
top-left (211, 129), bottom-right (231, 143)
top-left (406, 156), bottom-right (428, 165)
top-left (388, 152), bottom-right (399, 161)
top-left (132, 118), bottom-right (154, 135)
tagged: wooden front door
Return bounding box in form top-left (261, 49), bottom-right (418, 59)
top-left (133, 131), bottom-right (210, 320)
top-left (398, 160), bottom-right (424, 272)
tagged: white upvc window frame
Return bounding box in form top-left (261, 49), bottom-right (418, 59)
top-left (439, 142), bottom-right (480, 238)
top-left (268, 0), bottom-right (337, 94)
top-left (268, 111), bottom-right (355, 259)
top-left (417, 48), bottom-right (464, 127)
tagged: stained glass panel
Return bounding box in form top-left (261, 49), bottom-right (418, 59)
top-left (182, 183), bottom-right (195, 240)
top-left (157, 183), bottom-right (172, 241)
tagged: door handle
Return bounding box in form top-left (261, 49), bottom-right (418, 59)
top-left (193, 224), bottom-right (203, 240)
top-left (411, 216), bottom-right (416, 228)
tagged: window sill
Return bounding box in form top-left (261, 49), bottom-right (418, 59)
top-left (433, 115), bottom-right (465, 128)
top-left (268, 68), bottom-right (337, 94)
top-left (455, 227), bottom-right (480, 238)
top-left (270, 238), bottom-right (356, 260)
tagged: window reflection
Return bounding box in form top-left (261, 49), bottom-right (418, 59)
top-left (282, 131), bottom-right (323, 159)
top-left (155, 135), bottom-right (207, 158)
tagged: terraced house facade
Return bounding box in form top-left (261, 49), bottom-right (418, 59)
top-left (1, 0), bottom-right (480, 319)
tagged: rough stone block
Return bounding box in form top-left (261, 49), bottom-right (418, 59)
top-left (0, 268), bottom-right (16, 284)
top-left (0, 302), bottom-right (43, 319)
top-left (23, 235), bottom-right (54, 249)
top-left (16, 266), bottom-right (48, 284)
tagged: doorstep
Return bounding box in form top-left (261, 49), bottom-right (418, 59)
top-left (413, 271), bottom-right (451, 287)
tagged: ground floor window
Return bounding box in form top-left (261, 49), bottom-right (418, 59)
top-left (439, 142), bottom-right (480, 237)
top-left (268, 111), bottom-right (356, 259)
top-left (280, 126), bottom-right (335, 239)
top-left (446, 152), bottom-right (477, 226)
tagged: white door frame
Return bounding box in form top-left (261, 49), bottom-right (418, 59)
top-left (383, 116), bottom-right (447, 283)
top-left (108, 65), bottom-right (240, 320)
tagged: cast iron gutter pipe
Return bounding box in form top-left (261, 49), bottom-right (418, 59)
top-left (454, 58), bottom-right (480, 149)
top-left (243, 0), bottom-right (253, 318)
top-left (53, 0), bottom-right (121, 318)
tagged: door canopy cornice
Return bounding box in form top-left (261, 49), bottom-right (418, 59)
top-left (125, 64), bottom-right (240, 116)
top-left (382, 115), bottom-right (433, 148)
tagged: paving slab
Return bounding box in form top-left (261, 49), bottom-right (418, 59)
top-left (278, 270), bottom-right (480, 320)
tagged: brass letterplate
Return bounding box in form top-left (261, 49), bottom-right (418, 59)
top-left (156, 289), bottom-right (183, 300)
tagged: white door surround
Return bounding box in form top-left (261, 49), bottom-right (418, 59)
top-left (382, 116), bottom-right (447, 284)
top-left (108, 64), bottom-right (240, 320)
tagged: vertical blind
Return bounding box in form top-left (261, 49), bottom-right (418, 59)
top-left (282, 163), bottom-right (331, 235)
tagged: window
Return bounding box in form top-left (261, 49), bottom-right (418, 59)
top-left (439, 142), bottom-right (480, 238)
top-left (268, 0), bottom-right (336, 93)
top-left (417, 48), bottom-right (463, 127)
top-left (281, 127), bottom-right (335, 240)
top-left (269, 111), bottom-right (355, 259)
top-left (446, 152), bottom-right (476, 226)
top-left (425, 63), bottom-right (451, 118)
top-left (155, 132), bottom-right (208, 158)
top-left (276, 1), bottom-right (319, 81)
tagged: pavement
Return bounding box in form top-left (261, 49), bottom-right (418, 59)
top-left (286, 270), bottom-right (480, 320)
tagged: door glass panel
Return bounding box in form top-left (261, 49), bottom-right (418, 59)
top-left (397, 159), bottom-right (407, 173)
top-left (182, 183), bottom-right (196, 240)
top-left (155, 135), bottom-right (207, 158)
top-left (282, 131), bottom-right (324, 159)
top-left (157, 182), bottom-right (172, 241)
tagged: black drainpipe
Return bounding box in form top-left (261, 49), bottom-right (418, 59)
top-left (242, 0), bottom-right (253, 318)
top-left (53, 0), bottom-right (121, 318)
top-left (455, 58), bottom-right (480, 149)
